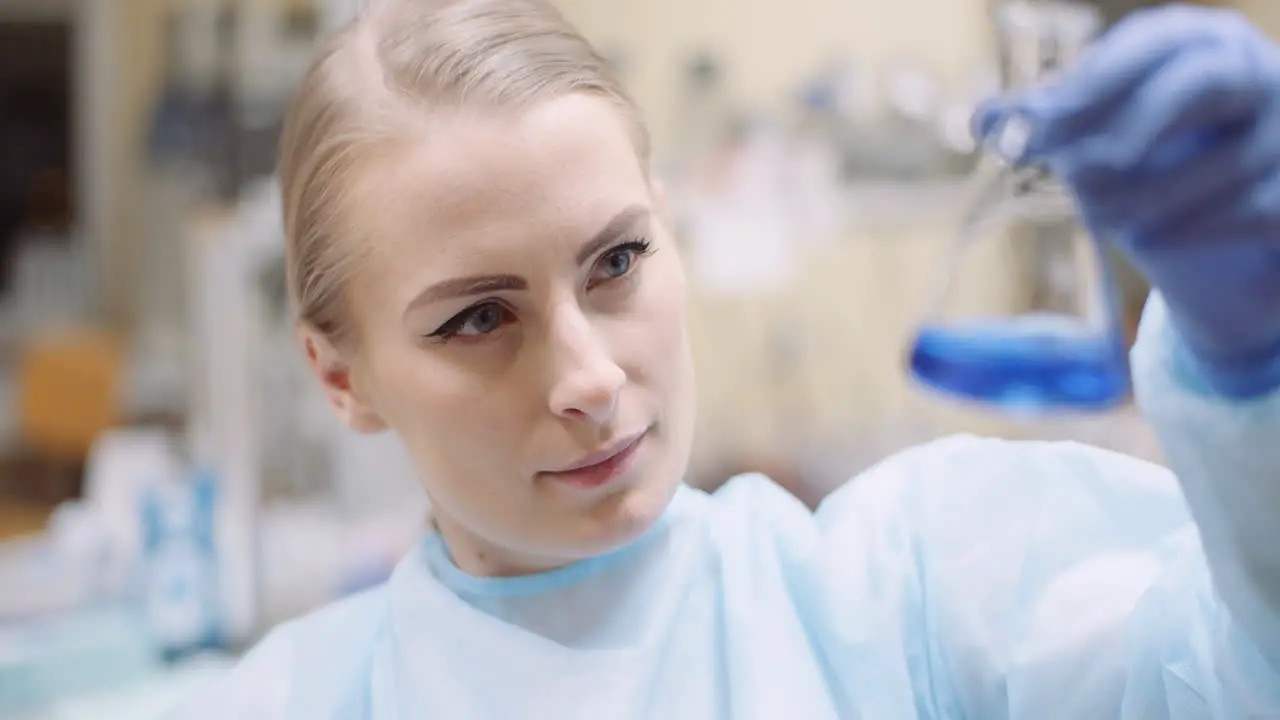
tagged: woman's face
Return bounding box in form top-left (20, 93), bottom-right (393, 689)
top-left (311, 94), bottom-right (695, 576)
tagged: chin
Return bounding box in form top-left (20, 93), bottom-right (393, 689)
top-left (567, 468), bottom-right (682, 557)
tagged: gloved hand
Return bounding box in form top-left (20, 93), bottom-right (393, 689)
top-left (976, 5), bottom-right (1280, 399)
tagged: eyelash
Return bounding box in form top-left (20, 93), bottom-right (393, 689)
top-left (589, 238), bottom-right (654, 288)
top-left (427, 238), bottom-right (656, 343)
top-left (614, 238), bottom-right (654, 257)
top-left (427, 300), bottom-right (514, 343)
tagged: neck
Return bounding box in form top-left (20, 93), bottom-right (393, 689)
top-left (431, 513), bottom-right (571, 578)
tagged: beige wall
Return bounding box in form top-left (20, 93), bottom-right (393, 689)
top-left (1238, 0), bottom-right (1280, 35)
top-left (110, 0), bottom-right (171, 328)
top-left (557, 0), bottom-right (992, 154)
top-left (557, 0), bottom-right (1258, 153)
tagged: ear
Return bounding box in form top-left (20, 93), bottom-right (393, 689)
top-left (298, 325), bottom-right (388, 434)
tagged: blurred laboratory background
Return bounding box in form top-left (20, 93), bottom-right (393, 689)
top-left (0, 0), bottom-right (1271, 716)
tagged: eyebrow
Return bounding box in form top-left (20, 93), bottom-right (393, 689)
top-left (407, 274), bottom-right (528, 310)
top-left (406, 204), bottom-right (651, 311)
top-left (574, 204), bottom-right (650, 266)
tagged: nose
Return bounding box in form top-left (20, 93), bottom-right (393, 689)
top-left (546, 307), bottom-right (625, 426)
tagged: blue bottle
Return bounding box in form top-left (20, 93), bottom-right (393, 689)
top-left (141, 470), bottom-right (221, 660)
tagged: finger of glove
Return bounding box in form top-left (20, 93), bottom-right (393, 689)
top-left (1070, 41), bottom-right (1266, 172)
top-left (1051, 47), bottom-right (1268, 218)
top-left (996, 7), bottom-right (1246, 160)
top-left (1070, 113), bottom-right (1280, 248)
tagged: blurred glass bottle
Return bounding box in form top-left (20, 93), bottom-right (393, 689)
top-left (908, 0), bottom-right (1131, 413)
top-left (138, 4), bottom-right (237, 421)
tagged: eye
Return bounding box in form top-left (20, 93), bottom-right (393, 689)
top-left (428, 301), bottom-right (515, 342)
top-left (589, 239), bottom-right (653, 289)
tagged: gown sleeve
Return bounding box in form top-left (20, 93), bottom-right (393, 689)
top-left (1119, 294), bottom-right (1280, 718)
top-left (812, 294), bottom-right (1280, 719)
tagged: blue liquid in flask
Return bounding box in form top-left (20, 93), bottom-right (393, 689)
top-left (909, 316), bottom-right (1130, 412)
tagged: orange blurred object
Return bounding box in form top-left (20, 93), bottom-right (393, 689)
top-left (0, 501), bottom-right (53, 540)
top-left (18, 328), bottom-right (124, 461)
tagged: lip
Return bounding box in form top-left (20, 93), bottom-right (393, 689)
top-left (542, 430), bottom-right (649, 489)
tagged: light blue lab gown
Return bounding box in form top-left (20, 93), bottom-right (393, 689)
top-left (171, 296), bottom-right (1280, 719)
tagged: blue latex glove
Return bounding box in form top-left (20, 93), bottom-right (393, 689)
top-left (977, 5), bottom-right (1280, 399)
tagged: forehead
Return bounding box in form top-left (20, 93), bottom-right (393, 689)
top-left (348, 94), bottom-right (650, 273)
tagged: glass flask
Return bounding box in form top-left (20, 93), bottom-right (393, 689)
top-left (908, 0), bottom-right (1131, 413)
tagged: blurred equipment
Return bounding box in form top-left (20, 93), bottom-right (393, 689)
top-left (141, 468), bottom-right (221, 659)
top-left (18, 328), bottom-right (123, 462)
top-left (186, 182), bottom-right (425, 640)
top-left (909, 0), bottom-right (1131, 413)
top-left (0, 427), bottom-right (203, 714)
top-left (137, 2), bottom-right (237, 427)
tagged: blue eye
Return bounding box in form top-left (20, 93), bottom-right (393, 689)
top-left (603, 250), bottom-right (633, 277)
top-left (429, 301), bottom-right (514, 342)
top-left (463, 304), bottom-right (506, 334)
top-left (590, 239), bottom-right (653, 288)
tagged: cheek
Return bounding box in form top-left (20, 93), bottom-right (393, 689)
top-left (628, 253), bottom-right (691, 385)
top-left (362, 341), bottom-right (509, 468)
top-left (346, 284), bottom-right (534, 489)
top-left (367, 350), bottom-right (449, 432)
top-left (654, 248), bottom-right (688, 328)
top-left (366, 343), bottom-right (553, 490)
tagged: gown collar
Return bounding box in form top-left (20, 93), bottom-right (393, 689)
top-left (419, 484), bottom-right (697, 598)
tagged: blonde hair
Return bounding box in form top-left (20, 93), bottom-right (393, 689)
top-left (279, 0), bottom-right (649, 345)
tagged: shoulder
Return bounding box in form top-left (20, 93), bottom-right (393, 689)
top-left (699, 435), bottom-right (1188, 559)
top-left (699, 472), bottom-right (821, 558)
top-left (167, 586), bottom-right (389, 719)
top-left (821, 434), bottom-right (1185, 537)
top-left (812, 434), bottom-right (1192, 616)
top-left (813, 436), bottom-right (1196, 714)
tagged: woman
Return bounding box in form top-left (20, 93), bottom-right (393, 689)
top-left (175, 1), bottom-right (1280, 717)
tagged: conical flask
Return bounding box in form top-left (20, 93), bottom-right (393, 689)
top-left (908, 1), bottom-right (1130, 413)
